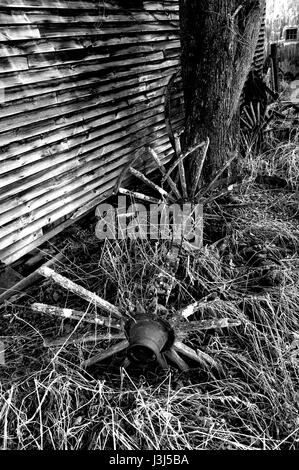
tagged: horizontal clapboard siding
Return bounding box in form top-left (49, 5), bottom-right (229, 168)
top-left (0, 0), bottom-right (183, 265)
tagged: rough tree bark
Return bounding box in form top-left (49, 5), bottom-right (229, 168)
top-left (179, 0), bottom-right (265, 185)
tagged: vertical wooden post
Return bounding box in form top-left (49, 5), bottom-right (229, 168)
top-left (270, 43), bottom-right (279, 93)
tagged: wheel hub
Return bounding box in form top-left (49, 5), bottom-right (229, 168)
top-left (125, 316), bottom-right (174, 366)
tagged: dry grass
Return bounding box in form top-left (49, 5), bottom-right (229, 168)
top-left (0, 126), bottom-right (298, 450)
top-left (246, 138), bottom-right (299, 189)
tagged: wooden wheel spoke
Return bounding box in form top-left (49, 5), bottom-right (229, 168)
top-left (148, 147), bottom-right (182, 200)
top-left (249, 102), bottom-right (257, 126)
top-left (256, 101), bottom-right (261, 124)
top-left (173, 340), bottom-right (218, 369)
top-left (173, 133), bottom-right (188, 199)
top-left (165, 348), bottom-right (189, 371)
top-left (243, 106), bottom-right (255, 128)
top-left (178, 160), bottom-right (188, 199)
top-left (180, 297), bottom-right (220, 319)
top-left (179, 318), bottom-right (242, 333)
top-left (31, 302), bottom-right (123, 329)
top-left (156, 353), bottom-right (169, 370)
top-left (37, 266), bottom-right (123, 318)
top-left (163, 141), bottom-right (206, 183)
top-left (241, 117), bottom-right (253, 129)
top-left (129, 167), bottom-right (176, 202)
top-left (44, 333), bottom-right (125, 348)
top-left (113, 147), bottom-right (146, 194)
top-left (82, 339), bottom-right (129, 368)
top-left (190, 137), bottom-right (210, 197)
top-left (198, 151), bottom-right (237, 198)
top-left (118, 187), bottom-right (162, 204)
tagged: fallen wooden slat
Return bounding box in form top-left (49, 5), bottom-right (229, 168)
top-left (82, 339), bottom-right (129, 368)
top-left (0, 253), bottom-right (64, 305)
top-left (31, 303), bottom-right (123, 330)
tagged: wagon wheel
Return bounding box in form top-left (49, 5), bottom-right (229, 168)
top-left (31, 266), bottom-right (240, 372)
top-left (31, 141), bottom-right (241, 372)
top-left (241, 100), bottom-right (266, 151)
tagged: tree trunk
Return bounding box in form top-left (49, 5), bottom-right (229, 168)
top-left (179, 0), bottom-right (265, 185)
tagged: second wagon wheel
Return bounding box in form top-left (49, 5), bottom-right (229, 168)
top-left (31, 140), bottom-right (241, 373)
top-left (241, 100), bottom-right (266, 152)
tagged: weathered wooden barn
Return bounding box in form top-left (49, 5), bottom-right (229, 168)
top-left (0, 0), bottom-right (266, 267)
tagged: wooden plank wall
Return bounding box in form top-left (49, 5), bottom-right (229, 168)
top-left (0, 0), bottom-right (183, 265)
